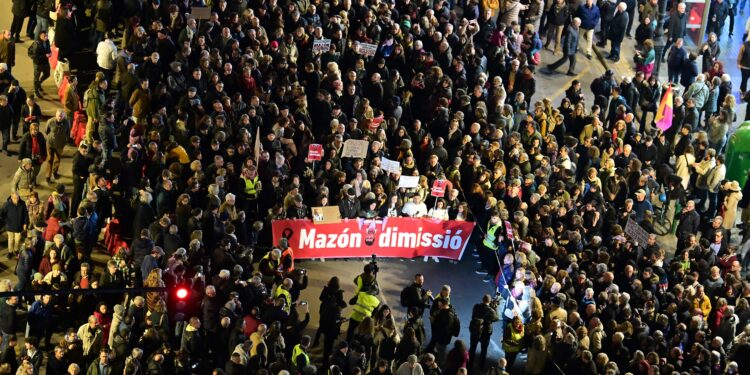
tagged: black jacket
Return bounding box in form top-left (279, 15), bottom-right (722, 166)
top-left (667, 12), bottom-right (688, 40)
top-left (2, 197), bottom-right (28, 232)
top-left (17, 131), bottom-right (47, 163)
top-left (0, 300), bottom-right (18, 333)
top-left (0, 104), bottom-right (14, 131)
top-left (608, 10), bottom-right (629, 43)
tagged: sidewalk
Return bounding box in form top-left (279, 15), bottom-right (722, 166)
top-left (593, 13), bottom-right (748, 126)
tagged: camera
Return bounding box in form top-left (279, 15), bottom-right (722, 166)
top-left (369, 254), bottom-right (379, 275)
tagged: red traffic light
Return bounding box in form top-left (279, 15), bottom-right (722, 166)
top-left (176, 287), bottom-right (189, 299)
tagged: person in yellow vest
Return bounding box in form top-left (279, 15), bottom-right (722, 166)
top-left (346, 284), bottom-right (381, 342)
top-left (353, 262), bottom-right (378, 294)
top-left (259, 248), bottom-right (282, 288)
top-left (291, 335), bottom-right (312, 374)
top-left (279, 237), bottom-right (295, 275)
top-left (502, 315), bottom-right (526, 369)
top-left (274, 278), bottom-right (294, 313)
top-left (239, 166), bottom-right (261, 216)
top-left (477, 211), bottom-right (503, 283)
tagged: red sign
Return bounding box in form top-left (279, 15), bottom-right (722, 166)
top-left (431, 179), bottom-right (447, 197)
top-left (272, 218), bottom-right (474, 260)
top-left (308, 144), bottom-right (323, 161)
top-left (504, 220), bottom-right (514, 240)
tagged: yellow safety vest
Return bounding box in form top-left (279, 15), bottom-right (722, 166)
top-left (243, 176), bottom-right (259, 198)
top-left (483, 223), bottom-right (501, 250)
top-left (350, 292), bottom-right (380, 322)
top-left (274, 285), bottom-right (292, 313)
top-left (292, 344), bottom-right (310, 372)
top-left (502, 324), bottom-right (524, 353)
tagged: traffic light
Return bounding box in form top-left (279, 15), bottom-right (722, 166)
top-left (173, 286), bottom-right (190, 322)
top-left (176, 287), bottom-right (189, 300)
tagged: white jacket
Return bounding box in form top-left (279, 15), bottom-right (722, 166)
top-left (96, 39), bottom-right (117, 70)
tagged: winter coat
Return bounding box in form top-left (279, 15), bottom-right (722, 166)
top-left (2, 197), bottom-right (28, 232)
top-left (577, 3), bottom-right (601, 30)
top-left (562, 25), bottom-right (580, 56)
top-left (667, 12), bottom-right (688, 40)
top-left (548, 4), bottom-right (570, 26)
top-left (18, 131), bottom-right (47, 163)
top-left (723, 190), bottom-right (742, 229)
top-left (45, 117), bottom-right (70, 151)
top-left (608, 10), bottom-right (629, 43)
top-left (500, 0), bottom-right (525, 26)
top-left (11, 166), bottom-right (34, 193)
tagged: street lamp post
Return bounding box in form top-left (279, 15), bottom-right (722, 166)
top-left (653, 0), bottom-right (669, 76)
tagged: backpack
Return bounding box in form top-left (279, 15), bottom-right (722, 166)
top-left (27, 42), bottom-right (38, 59)
top-left (449, 309), bottom-right (461, 337)
top-left (400, 286), bottom-right (411, 307)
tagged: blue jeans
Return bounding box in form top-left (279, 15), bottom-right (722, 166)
top-left (610, 40), bottom-right (622, 59)
top-left (0, 332), bottom-right (11, 353)
top-left (1, 128), bottom-right (9, 152)
top-left (34, 16), bottom-right (49, 40)
top-left (695, 188), bottom-right (708, 212)
top-left (707, 191), bottom-right (719, 218)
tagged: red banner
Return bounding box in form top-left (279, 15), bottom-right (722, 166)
top-left (272, 218), bottom-right (474, 260)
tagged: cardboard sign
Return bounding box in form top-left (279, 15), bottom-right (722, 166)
top-left (341, 139), bottom-right (369, 158)
top-left (313, 38), bottom-right (331, 53)
top-left (381, 157), bottom-right (401, 174)
top-left (431, 179), bottom-right (447, 197)
top-left (398, 175), bottom-right (419, 188)
top-left (311, 206), bottom-right (341, 224)
top-left (355, 42), bottom-right (378, 57)
top-left (308, 144), bottom-right (323, 161)
top-left (625, 218), bottom-right (650, 248)
top-left (191, 7), bottom-right (212, 20)
top-left (504, 220), bottom-right (514, 240)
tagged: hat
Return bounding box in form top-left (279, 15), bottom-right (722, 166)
top-left (338, 340), bottom-right (349, 349)
top-left (605, 69), bottom-right (614, 76)
top-left (347, 188), bottom-right (356, 197)
top-left (728, 180), bottom-right (741, 192)
top-left (635, 189), bottom-right (646, 196)
top-left (270, 41), bottom-right (279, 48)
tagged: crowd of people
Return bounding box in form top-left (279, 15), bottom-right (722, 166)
top-left (0, 0), bottom-right (748, 374)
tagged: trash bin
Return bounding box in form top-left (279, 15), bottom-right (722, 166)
top-left (725, 121), bottom-right (750, 188)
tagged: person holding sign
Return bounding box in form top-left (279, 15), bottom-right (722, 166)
top-left (477, 211), bottom-right (503, 282)
top-left (427, 198), bottom-right (449, 220)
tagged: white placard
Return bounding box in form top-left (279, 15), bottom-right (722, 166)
top-left (355, 42), bottom-right (377, 57)
top-left (341, 139), bottom-right (369, 158)
top-left (381, 157), bottom-right (401, 174)
top-left (398, 175), bottom-right (419, 188)
top-left (313, 39), bottom-right (331, 53)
